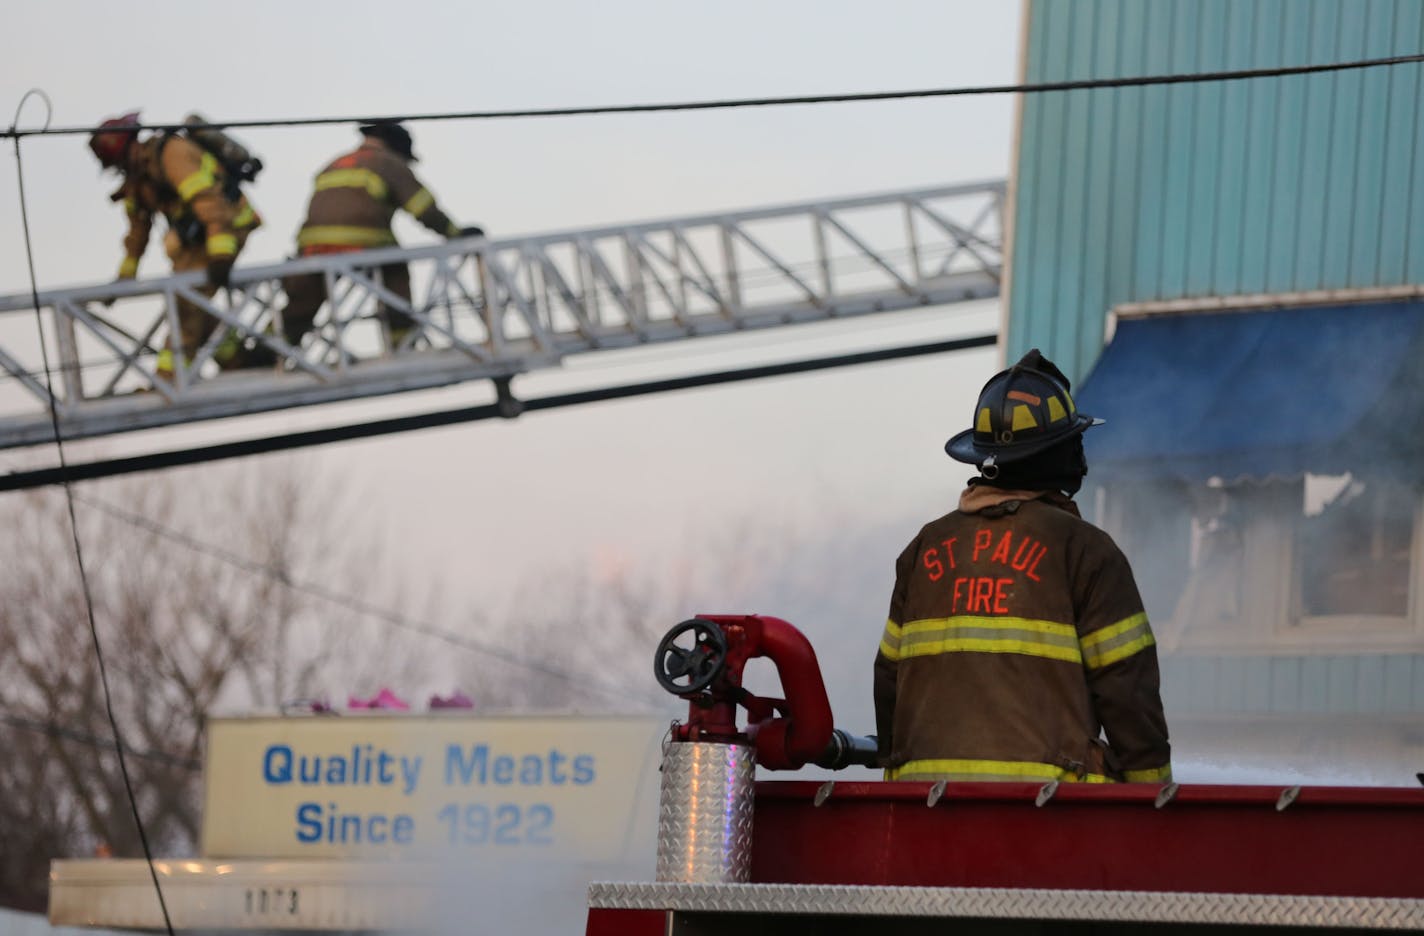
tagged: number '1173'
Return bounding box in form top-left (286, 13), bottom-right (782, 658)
top-left (436, 803), bottom-right (553, 846)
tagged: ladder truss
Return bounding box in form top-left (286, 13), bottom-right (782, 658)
top-left (0, 181), bottom-right (1004, 448)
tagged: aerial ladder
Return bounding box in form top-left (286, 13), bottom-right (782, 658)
top-left (0, 181), bottom-right (1004, 451)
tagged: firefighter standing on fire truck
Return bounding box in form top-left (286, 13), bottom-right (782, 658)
top-left (276, 122), bottom-right (481, 356)
top-left (874, 350), bottom-right (1171, 784)
top-left (89, 112), bottom-right (263, 378)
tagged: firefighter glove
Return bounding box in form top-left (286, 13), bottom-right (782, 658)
top-left (459, 225), bottom-right (485, 238)
top-left (207, 257), bottom-right (233, 289)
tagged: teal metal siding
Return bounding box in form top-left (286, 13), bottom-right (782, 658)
top-left (1008, 0), bottom-right (1424, 382)
top-left (1162, 654), bottom-right (1424, 716)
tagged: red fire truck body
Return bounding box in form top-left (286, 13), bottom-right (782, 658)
top-left (592, 615), bottom-right (1424, 934)
top-left (587, 780), bottom-right (1424, 934)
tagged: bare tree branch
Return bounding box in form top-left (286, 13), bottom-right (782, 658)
top-left (0, 462), bottom-right (431, 909)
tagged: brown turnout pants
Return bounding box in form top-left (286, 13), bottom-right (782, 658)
top-left (281, 259), bottom-right (415, 351)
top-left (164, 228), bottom-right (252, 367)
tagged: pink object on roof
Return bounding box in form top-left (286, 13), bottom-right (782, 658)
top-left (347, 688), bottom-right (410, 711)
top-left (428, 690), bottom-right (474, 710)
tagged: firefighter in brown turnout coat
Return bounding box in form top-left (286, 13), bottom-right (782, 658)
top-left (874, 350), bottom-right (1171, 784)
top-left (279, 122), bottom-right (481, 354)
top-left (89, 112), bottom-right (263, 378)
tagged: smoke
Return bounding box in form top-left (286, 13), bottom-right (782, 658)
top-left (258, 716), bottom-right (668, 936)
top-left (1076, 307), bottom-right (1424, 788)
top-left (418, 852), bottom-right (654, 936)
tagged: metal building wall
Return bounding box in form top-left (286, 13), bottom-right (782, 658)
top-left (1007, 0), bottom-right (1424, 382)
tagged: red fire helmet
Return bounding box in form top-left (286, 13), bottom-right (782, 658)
top-left (89, 111), bottom-right (142, 168)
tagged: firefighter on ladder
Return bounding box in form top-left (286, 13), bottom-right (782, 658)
top-left (89, 111), bottom-right (264, 379)
top-left (275, 122), bottom-right (482, 357)
top-left (874, 350), bottom-right (1172, 784)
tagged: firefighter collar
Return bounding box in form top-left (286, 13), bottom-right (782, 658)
top-left (958, 485), bottom-right (1080, 518)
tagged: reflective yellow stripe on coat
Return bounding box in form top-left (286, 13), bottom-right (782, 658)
top-left (402, 187), bottom-right (434, 217)
top-left (887, 758), bottom-right (1114, 783)
top-left (206, 233), bottom-right (237, 257)
top-left (879, 618), bottom-right (902, 659)
top-left (176, 152), bottom-right (221, 201)
top-left (232, 203), bottom-right (258, 230)
top-left (1080, 612), bottom-right (1155, 670)
top-left (1123, 764), bottom-right (1173, 783)
top-left (880, 616), bottom-right (1082, 664)
top-left (296, 225), bottom-right (398, 249)
top-left (314, 167), bottom-right (389, 201)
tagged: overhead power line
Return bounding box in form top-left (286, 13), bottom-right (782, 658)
top-left (5, 52), bottom-right (1423, 140)
top-left (8, 89), bottom-right (177, 936)
top-left (0, 712), bottom-right (200, 772)
top-left (0, 332), bottom-right (997, 489)
top-left (0, 336), bottom-right (991, 712)
top-left (0, 485), bottom-right (661, 771)
top-left (0, 336), bottom-right (994, 725)
top-left (70, 492), bottom-right (661, 709)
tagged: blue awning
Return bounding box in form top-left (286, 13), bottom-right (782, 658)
top-left (1075, 300), bottom-right (1424, 482)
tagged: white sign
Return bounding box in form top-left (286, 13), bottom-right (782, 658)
top-left (201, 714), bottom-right (664, 861)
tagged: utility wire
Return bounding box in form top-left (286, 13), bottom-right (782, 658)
top-left (70, 492), bottom-right (662, 709)
top-left (0, 336), bottom-right (993, 722)
top-left (0, 333), bottom-right (997, 489)
top-left (4, 51), bottom-right (1423, 140)
top-left (9, 90), bottom-right (177, 936)
top-left (0, 482), bottom-right (661, 766)
top-left (0, 711), bottom-right (200, 772)
top-left (0, 340), bottom-right (991, 715)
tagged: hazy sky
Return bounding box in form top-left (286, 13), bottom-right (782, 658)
top-left (5, 0), bottom-right (1412, 802)
top-left (1, 1), bottom-right (1019, 720)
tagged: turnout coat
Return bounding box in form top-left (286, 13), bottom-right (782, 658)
top-left (874, 485), bottom-right (1172, 783)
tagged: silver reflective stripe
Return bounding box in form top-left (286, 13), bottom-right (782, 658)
top-left (896, 616), bottom-right (1083, 664)
top-left (1081, 613), bottom-right (1154, 669)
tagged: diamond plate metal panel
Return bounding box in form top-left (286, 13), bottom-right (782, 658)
top-left (588, 882), bottom-right (1424, 929)
top-left (656, 743), bottom-right (755, 884)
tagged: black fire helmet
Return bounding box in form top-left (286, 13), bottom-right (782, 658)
top-left (359, 121), bottom-right (418, 162)
top-left (945, 349), bottom-right (1103, 474)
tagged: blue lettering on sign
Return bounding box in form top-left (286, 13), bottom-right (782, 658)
top-left (445, 744), bottom-right (486, 784)
top-left (443, 745), bottom-right (597, 786)
top-left (276, 740), bottom-right (601, 848)
top-left (436, 803), bottom-right (556, 846)
top-left (295, 802), bottom-right (321, 842)
top-left (265, 745), bottom-right (293, 784)
top-left (260, 744), bottom-right (423, 794)
top-left (292, 802), bottom-right (417, 845)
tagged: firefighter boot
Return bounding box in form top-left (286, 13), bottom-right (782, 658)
top-left (154, 349), bottom-right (177, 385)
top-left (226, 331), bottom-right (283, 370)
top-left (387, 325), bottom-right (415, 354)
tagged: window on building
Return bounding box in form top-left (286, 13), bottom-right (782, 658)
top-left (1159, 480), bottom-right (1253, 640)
top-left (1294, 474), bottom-right (1415, 621)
